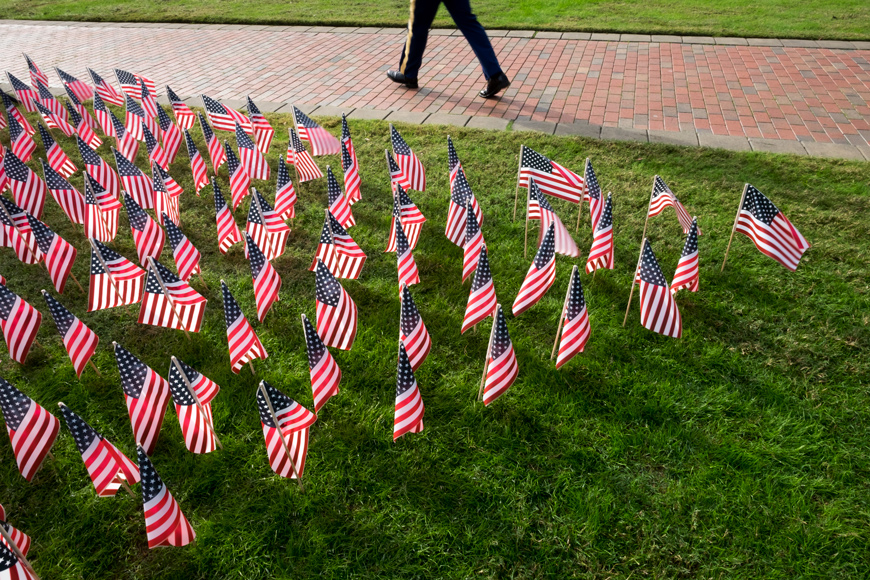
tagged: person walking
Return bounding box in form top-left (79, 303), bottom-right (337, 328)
top-left (387, 0), bottom-right (511, 98)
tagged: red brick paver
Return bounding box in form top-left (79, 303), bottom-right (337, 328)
top-left (1, 22), bottom-right (869, 146)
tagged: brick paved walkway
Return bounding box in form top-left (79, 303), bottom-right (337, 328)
top-left (1, 20), bottom-right (869, 159)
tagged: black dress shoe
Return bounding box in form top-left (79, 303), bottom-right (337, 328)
top-left (479, 72), bottom-right (511, 98)
top-left (387, 70), bottom-right (419, 89)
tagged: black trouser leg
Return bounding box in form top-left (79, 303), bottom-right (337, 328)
top-left (398, 0), bottom-right (441, 79)
top-left (443, 0), bottom-right (502, 79)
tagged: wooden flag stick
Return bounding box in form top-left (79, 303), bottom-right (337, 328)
top-left (34, 339), bottom-right (43, 349)
top-left (69, 271), bottom-right (85, 293)
top-left (89, 359), bottom-right (101, 377)
top-left (477, 304), bottom-right (499, 402)
top-left (171, 356), bottom-right (223, 451)
top-left (196, 271), bottom-right (208, 290)
top-left (622, 237), bottom-right (647, 327)
top-left (258, 382), bottom-right (303, 490)
top-left (639, 175), bottom-right (657, 243)
top-left (119, 479), bottom-right (136, 497)
top-left (0, 519), bottom-right (38, 580)
top-left (88, 238), bottom-right (128, 310)
top-left (523, 184), bottom-right (531, 259)
top-left (146, 257), bottom-right (191, 340)
top-left (576, 158), bottom-right (589, 233)
top-left (248, 360), bottom-right (256, 375)
top-left (512, 145), bottom-right (524, 221)
top-left (551, 265), bottom-right (577, 360)
top-left (721, 183), bottom-right (750, 272)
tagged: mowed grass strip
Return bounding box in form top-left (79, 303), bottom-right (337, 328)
top-left (0, 105), bottom-right (869, 579)
top-left (1, 0), bottom-right (870, 40)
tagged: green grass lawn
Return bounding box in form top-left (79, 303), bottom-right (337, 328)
top-left (2, 0), bottom-right (870, 40)
top-left (1, 105), bottom-right (869, 579)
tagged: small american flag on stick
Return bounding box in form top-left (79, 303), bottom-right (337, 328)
top-left (326, 166), bottom-right (354, 228)
top-left (183, 129), bottom-right (209, 195)
top-left (245, 233), bottom-right (281, 323)
top-left (0, 197), bottom-right (42, 265)
top-left (222, 281), bottom-right (267, 374)
top-left (55, 67), bottom-right (92, 101)
top-left (246, 189), bottom-right (289, 261)
top-left (395, 217), bottom-right (420, 288)
top-left (123, 192), bottom-right (165, 265)
top-left (246, 97), bottom-right (274, 154)
top-left (77, 136), bottom-right (120, 199)
top-left (274, 158), bottom-right (296, 220)
top-left (585, 193), bottom-right (614, 274)
top-left (647, 176), bottom-right (699, 236)
top-left (92, 93), bottom-right (116, 138)
top-left (512, 223), bottom-right (557, 316)
top-left (314, 260), bottom-right (358, 351)
top-left (63, 93), bottom-right (102, 149)
top-left (293, 106), bottom-right (339, 156)
top-left (166, 86), bottom-right (195, 130)
top-left (153, 170), bottom-right (180, 228)
top-left (113, 148), bottom-right (154, 209)
top-left (87, 239), bottom-right (145, 311)
top-left (164, 218), bottom-right (201, 283)
top-left (9, 116), bottom-right (36, 162)
top-left (111, 109), bottom-right (139, 161)
top-left (302, 313), bottom-right (340, 413)
top-left (235, 122), bottom-right (270, 181)
top-left (462, 244), bottom-right (497, 334)
top-left (341, 115), bottom-right (361, 204)
top-left (671, 217), bottom-right (699, 294)
top-left (730, 184), bottom-right (809, 272)
top-left (399, 284), bottom-right (430, 372)
top-left (24, 54), bottom-right (49, 88)
top-left (224, 141), bottom-right (251, 211)
top-left (198, 113), bottom-right (225, 172)
top-left (201, 94), bottom-right (252, 134)
top-left (518, 145), bottom-right (584, 204)
top-left (34, 98), bottom-right (75, 137)
top-left (329, 211), bottom-right (365, 279)
top-left (37, 123), bottom-right (76, 178)
top-left (136, 446), bottom-right (196, 548)
top-left (168, 357), bottom-right (221, 454)
top-left (1, 89), bottom-right (33, 135)
top-left (0, 377), bottom-right (58, 481)
top-left (527, 178), bottom-right (579, 258)
top-left (462, 199), bottom-right (484, 283)
top-left (554, 266), bottom-right (590, 369)
top-left (480, 304), bottom-right (518, 406)
top-left (26, 214), bottom-right (77, 294)
top-left (156, 106), bottom-right (182, 164)
top-left (3, 149), bottom-right (47, 219)
top-left (88, 68), bottom-right (125, 107)
top-left (83, 175), bottom-right (119, 242)
top-left (138, 257), bottom-right (207, 334)
top-left (390, 125), bottom-right (425, 191)
top-left (633, 239), bottom-right (682, 338)
top-left (5, 73), bottom-right (37, 113)
top-left (257, 381), bottom-right (315, 483)
top-left (113, 342), bottom-right (171, 455)
top-left (42, 292), bottom-right (99, 378)
top-left (212, 178), bottom-right (242, 254)
top-left (41, 160), bottom-right (85, 224)
top-left (584, 159), bottom-right (603, 228)
top-left (445, 164), bottom-right (482, 247)
top-left (286, 129), bottom-right (322, 183)
top-left (143, 123), bottom-right (169, 171)
top-left (394, 342), bottom-right (424, 440)
top-left (124, 94), bottom-right (154, 142)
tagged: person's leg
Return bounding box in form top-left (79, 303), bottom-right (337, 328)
top-left (397, 0), bottom-right (441, 81)
top-left (442, 0), bottom-right (502, 79)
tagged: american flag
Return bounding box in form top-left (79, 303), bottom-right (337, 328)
top-left (113, 68), bottom-right (142, 99)
top-left (314, 260), bottom-right (358, 351)
top-left (37, 123), bottom-right (77, 178)
top-left (198, 113), bottom-right (225, 172)
top-left (62, 84), bottom-right (96, 127)
top-left (585, 193), bottom-right (614, 274)
top-left (286, 129), bottom-right (322, 183)
top-left (56, 67), bottom-right (92, 101)
top-left (257, 381), bottom-right (316, 479)
top-left (399, 284), bottom-right (430, 372)
top-left (0, 515), bottom-right (31, 561)
top-left (113, 148), bottom-right (154, 209)
top-left (183, 129), bottom-right (209, 195)
top-left (8, 116), bottom-right (36, 162)
top-left (111, 109), bottom-right (140, 161)
top-left (390, 125), bottom-right (426, 191)
top-left (310, 212), bottom-right (340, 277)
top-left (83, 174), bottom-right (120, 242)
top-left (42, 292), bottom-right (99, 377)
top-left (246, 189), bottom-right (289, 261)
top-left (153, 160), bottom-right (183, 198)
top-left (153, 170), bottom-right (180, 228)
top-left (201, 94), bottom-right (252, 134)
top-left (140, 83), bottom-right (159, 127)
top-left (0, 144), bottom-right (6, 193)
top-left (88, 239), bottom-right (145, 311)
top-left (24, 54), bottom-right (49, 88)
top-left (5, 73), bottom-right (36, 113)
top-left (326, 166), bottom-right (354, 228)
top-left (395, 217), bottom-right (420, 288)
top-left (341, 115), bottom-right (361, 205)
top-left (584, 159), bottom-right (603, 228)
top-left (124, 94), bottom-right (154, 142)
top-left (519, 146), bottom-right (584, 203)
top-left (92, 93), bottom-right (116, 138)
top-left (648, 176), bottom-right (699, 236)
top-left (386, 149), bottom-right (411, 191)
top-left (671, 217), bottom-right (700, 294)
top-left (77, 136), bottom-right (120, 199)
top-left (448, 135), bottom-right (462, 185)
top-left (156, 106), bottom-right (182, 164)
top-left (212, 178), bottom-right (242, 254)
top-left (224, 141), bottom-right (251, 210)
top-left (293, 106), bottom-right (340, 156)
top-left (555, 267), bottom-right (590, 369)
top-left (0, 537), bottom-right (35, 579)
top-left (166, 86), bottom-right (195, 130)
top-left (0, 196), bottom-right (42, 265)
top-left (235, 122), bottom-right (270, 180)
top-left (168, 357), bottom-right (220, 454)
top-left (445, 165), bottom-right (482, 247)
top-left (165, 218), bottom-right (201, 282)
top-left (274, 158), bottom-right (296, 220)
top-left (635, 239), bottom-right (681, 338)
top-left (63, 93), bottom-right (102, 149)
top-left (246, 233), bottom-right (281, 323)
top-left (302, 313), bottom-right (340, 413)
top-left (512, 222), bottom-right (557, 316)
top-left (26, 214), bottom-right (77, 294)
top-left (143, 123), bottom-right (169, 170)
top-left (41, 159), bottom-right (85, 224)
top-left (123, 192), bottom-right (165, 265)
top-left (138, 258), bottom-right (207, 333)
top-left (246, 97), bottom-right (274, 154)
top-left (482, 305), bottom-right (518, 406)
top-left (527, 178), bottom-right (579, 257)
top-left (34, 98), bottom-right (75, 137)
top-left (735, 184), bottom-right (810, 271)
top-left (87, 68), bottom-right (125, 106)
top-left (329, 211), bottom-right (366, 279)
top-left (113, 342), bottom-right (170, 454)
top-left (34, 81), bottom-right (67, 121)
top-left (0, 377), bottom-right (57, 481)
top-left (136, 446), bottom-right (196, 548)
top-left (3, 149), bottom-right (47, 218)
top-left (462, 199), bottom-right (484, 282)
top-left (58, 403), bottom-right (140, 496)
top-left (1, 89), bottom-right (33, 134)
top-left (221, 281), bottom-right (267, 373)
top-left (385, 185), bottom-right (425, 252)
top-left (394, 342), bottom-right (424, 440)
top-left (462, 244), bottom-right (497, 334)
